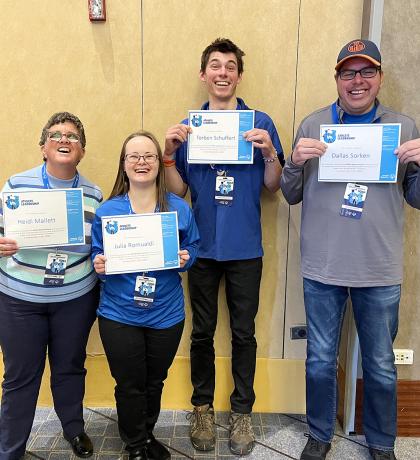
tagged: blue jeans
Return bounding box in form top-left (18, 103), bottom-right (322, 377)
top-left (303, 278), bottom-right (400, 451)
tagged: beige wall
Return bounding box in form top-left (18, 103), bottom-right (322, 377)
top-left (0, 0), bottom-right (388, 409)
top-left (380, 0), bottom-right (420, 379)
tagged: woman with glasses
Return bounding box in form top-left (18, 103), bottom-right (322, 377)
top-left (0, 112), bottom-right (102, 459)
top-left (91, 131), bottom-right (199, 460)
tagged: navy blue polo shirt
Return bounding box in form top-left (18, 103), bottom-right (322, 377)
top-left (175, 98), bottom-right (284, 261)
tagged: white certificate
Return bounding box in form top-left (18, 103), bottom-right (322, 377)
top-left (102, 212), bottom-right (180, 274)
top-left (187, 110), bottom-right (254, 164)
top-left (318, 123), bottom-right (401, 182)
top-left (2, 189), bottom-right (85, 248)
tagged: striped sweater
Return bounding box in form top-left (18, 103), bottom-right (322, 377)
top-left (0, 165), bottom-right (102, 302)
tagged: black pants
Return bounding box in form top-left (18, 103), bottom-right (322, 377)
top-left (98, 316), bottom-right (184, 450)
top-left (188, 257), bottom-right (262, 414)
top-left (0, 287), bottom-right (98, 460)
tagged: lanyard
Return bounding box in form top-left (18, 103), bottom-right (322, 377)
top-left (331, 102), bottom-right (380, 125)
top-left (125, 193), bottom-right (159, 214)
top-left (42, 163), bottom-right (79, 189)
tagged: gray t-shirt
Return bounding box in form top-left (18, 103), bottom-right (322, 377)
top-left (280, 101), bottom-right (420, 287)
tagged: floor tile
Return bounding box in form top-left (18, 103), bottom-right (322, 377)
top-left (19, 407), bottom-right (420, 460)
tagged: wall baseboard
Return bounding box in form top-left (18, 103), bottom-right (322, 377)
top-left (0, 354), bottom-right (306, 413)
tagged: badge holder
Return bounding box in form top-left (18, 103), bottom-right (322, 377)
top-left (214, 169), bottom-right (234, 206)
top-left (44, 249), bottom-right (68, 286)
top-left (134, 274), bottom-right (157, 308)
top-left (340, 183), bottom-right (368, 219)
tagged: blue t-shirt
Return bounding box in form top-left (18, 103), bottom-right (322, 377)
top-left (175, 98), bottom-right (284, 261)
top-left (91, 192), bottom-right (199, 329)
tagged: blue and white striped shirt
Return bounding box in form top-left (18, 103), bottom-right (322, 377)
top-left (0, 165), bottom-right (102, 302)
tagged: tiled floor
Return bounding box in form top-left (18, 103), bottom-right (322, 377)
top-left (23, 407), bottom-right (420, 459)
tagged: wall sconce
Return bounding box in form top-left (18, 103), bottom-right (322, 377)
top-left (89, 0), bottom-right (106, 22)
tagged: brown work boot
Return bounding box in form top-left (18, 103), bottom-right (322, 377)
top-left (187, 404), bottom-right (216, 451)
top-left (229, 412), bottom-right (255, 455)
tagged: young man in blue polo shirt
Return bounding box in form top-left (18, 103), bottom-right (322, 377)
top-left (163, 38), bottom-right (284, 455)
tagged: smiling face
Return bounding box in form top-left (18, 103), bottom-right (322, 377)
top-left (200, 51), bottom-right (242, 108)
top-left (41, 121), bottom-right (85, 178)
top-left (336, 57), bottom-right (383, 115)
top-left (124, 136), bottom-right (159, 188)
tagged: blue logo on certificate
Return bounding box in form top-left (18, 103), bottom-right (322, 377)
top-left (5, 195), bottom-right (20, 210)
top-left (191, 114), bottom-right (203, 127)
top-left (105, 220), bottom-right (119, 234)
top-left (322, 129), bottom-right (336, 143)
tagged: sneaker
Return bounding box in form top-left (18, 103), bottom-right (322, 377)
top-left (369, 448), bottom-right (397, 460)
top-left (229, 412), bottom-right (255, 455)
top-left (300, 435), bottom-right (331, 460)
top-left (187, 404), bottom-right (216, 451)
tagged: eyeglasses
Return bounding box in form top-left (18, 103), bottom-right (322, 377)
top-left (125, 153), bottom-right (159, 164)
top-left (47, 131), bottom-right (81, 143)
top-left (338, 66), bottom-right (381, 80)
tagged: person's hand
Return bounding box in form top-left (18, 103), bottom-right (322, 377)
top-left (243, 128), bottom-right (277, 159)
top-left (178, 249), bottom-right (190, 269)
top-left (395, 139), bottom-right (420, 166)
top-left (291, 138), bottom-right (327, 166)
top-left (164, 124), bottom-right (192, 159)
top-left (0, 237), bottom-right (18, 257)
top-left (93, 254), bottom-right (107, 274)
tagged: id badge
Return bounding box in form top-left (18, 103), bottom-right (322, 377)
top-left (340, 183), bottom-right (368, 219)
top-left (134, 275), bottom-right (156, 308)
top-left (44, 253), bottom-right (68, 286)
top-left (215, 176), bottom-right (234, 206)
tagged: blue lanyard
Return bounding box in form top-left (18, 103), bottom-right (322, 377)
top-left (125, 193), bottom-right (159, 214)
top-left (331, 102), bottom-right (380, 124)
top-left (42, 163), bottom-right (79, 189)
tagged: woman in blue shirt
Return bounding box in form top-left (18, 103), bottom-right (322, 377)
top-left (91, 131), bottom-right (199, 460)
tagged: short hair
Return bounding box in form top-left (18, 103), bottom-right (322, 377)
top-left (39, 112), bottom-right (86, 148)
top-left (201, 38), bottom-right (245, 74)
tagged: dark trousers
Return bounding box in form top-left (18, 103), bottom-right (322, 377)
top-left (0, 287), bottom-right (98, 460)
top-left (188, 257), bottom-right (262, 414)
top-left (98, 316), bottom-right (184, 450)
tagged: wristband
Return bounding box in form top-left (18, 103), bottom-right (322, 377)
top-left (163, 159), bottom-right (176, 167)
top-left (263, 151), bottom-right (278, 163)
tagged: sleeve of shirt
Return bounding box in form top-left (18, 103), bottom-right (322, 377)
top-left (403, 123), bottom-right (420, 209)
top-left (178, 204), bottom-right (200, 272)
top-left (256, 113), bottom-right (285, 166)
top-left (91, 211), bottom-right (106, 281)
top-left (268, 120), bottom-right (285, 166)
top-left (280, 124), bottom-right (305, 204)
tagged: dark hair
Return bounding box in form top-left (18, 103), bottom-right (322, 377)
top-left (39, 112), bottom-right (86, 148)
top-left (108, 131), bottom-right (169, 212)
top-left (200, 38), bottom-right (245, 74)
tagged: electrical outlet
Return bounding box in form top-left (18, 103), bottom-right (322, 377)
top-left (394, 349), bottom-right (414, 365)
top-left (290, 325), bottom-right (307, 340)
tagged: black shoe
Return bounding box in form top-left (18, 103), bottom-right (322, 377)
top-left (146, 436), bottom-right (171, 459)
top-left (129, 447), bottom-right (149, 460)
top-left (369, 448), bottom-right (397, 460)
top-left (300, 435), bottom-right (331, 460)
top-left (64, 432), bottom-right (93, 458)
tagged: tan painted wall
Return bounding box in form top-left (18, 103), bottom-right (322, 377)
top-left (380, 0), bottom-right (420, 380)
top-left (0, 0), bottom-right (376, 409)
